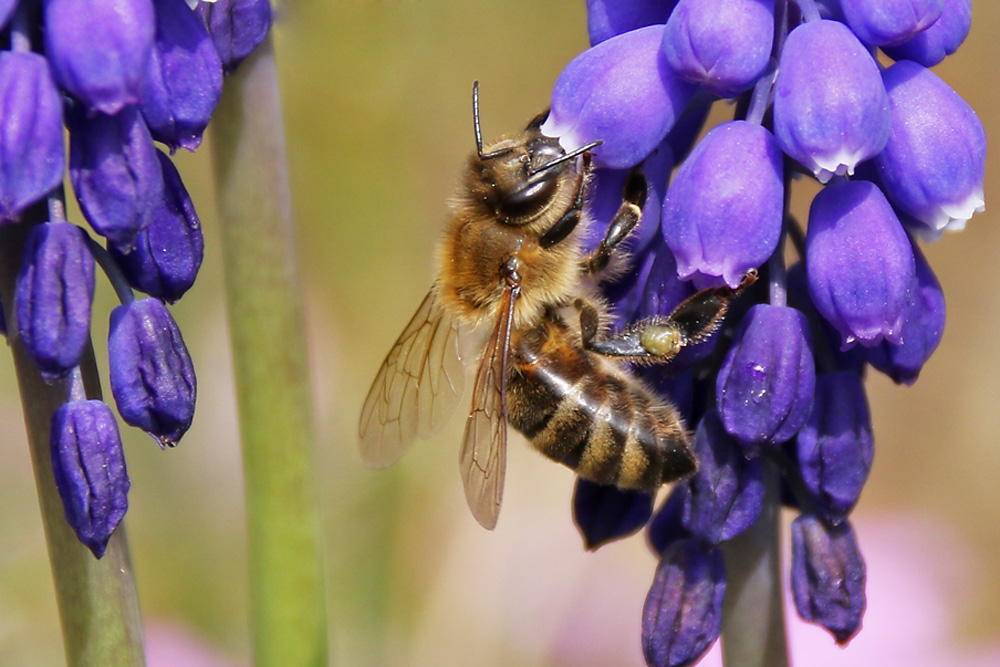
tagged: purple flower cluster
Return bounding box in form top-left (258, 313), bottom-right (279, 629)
top-left (548, 1), bottom-right (982, 664)
top-left (0, 0), bottom-right (271, 557)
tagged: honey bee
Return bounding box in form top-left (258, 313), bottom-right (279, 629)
top-left (359, 83), bottom-right (755, 529)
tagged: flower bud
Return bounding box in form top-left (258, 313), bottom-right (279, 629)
top-left (795, 373), bottom-right (873, 522)
top-left (108, 298), bottom-right (196, 446)
top-left (109, 150), bottom-right (204, 303)
top-left (68, 105), bottom-right (165, 248)
top-left (662, 0), bottom-right (774, 98)
top-left (140, 0), bottom-right (224, 152)
top-left (682, 410), bottom-right (764, 543)
top-left (541, 25), bottom-right (695, 169)
top-left (43, 0), bottom-right (155, 114)
top-left (806, 180), bottom-right (916, 348)
top-left (716, 304), bottom-right (815, 452)
top-left (194, 0), bottom-right (273, 73)
top-left (662, 120), bottom-right (783, 288)
top-left (840, 0), bottom-right (944, 46)
top-left (585, 0), bottom-right (676, 45)
top-left (791, 514), bottom-right (866, 645)
top-left (772, 20), bottom-right (890, 183)
top-left (0, 52), bottom-right (65, 220)
top-left (867, 242), bottom-right (945, 385)
top-left (875, 60), bottom-right (985, 235)
top-left (882, 0), bottom-right (972, 66)
top-left (648, 484), bottom-right (691, 555)
top-left (573, 479), bottom-right (654, 550)
top-left (50, 399), bottom-right (130, 558)
top-left (15, 223), bottom-right (95, 382)
top-left (643, 539), bottom-right (724, 667)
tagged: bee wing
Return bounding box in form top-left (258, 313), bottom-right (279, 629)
top-left (459, 284), bottom-right (518, 530)
top-left (359, 288), bottom-right (465, 468)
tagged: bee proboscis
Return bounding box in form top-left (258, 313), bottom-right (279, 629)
top-left (359, 83), bottom-right (755, 529)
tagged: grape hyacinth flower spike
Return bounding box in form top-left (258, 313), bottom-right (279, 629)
top-left (538, 1), bottom-right (986, 664)
top-left (0, 0), bottom-right (271, 572)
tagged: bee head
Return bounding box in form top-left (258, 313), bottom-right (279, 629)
top-left (471, 82), bottom-right (601, 224)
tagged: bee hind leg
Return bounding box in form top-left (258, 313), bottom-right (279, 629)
top-left (578, 270), bottom-right (758, 362)
top-left (583, 166), bottom-right (647, 276)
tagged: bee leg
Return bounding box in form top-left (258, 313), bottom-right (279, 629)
top-left (580, 270), bottom-right (758, 361)
top-left (583, 166), bottom-right (647, 276)
top-left (539, 152), bottom-right (594, 250)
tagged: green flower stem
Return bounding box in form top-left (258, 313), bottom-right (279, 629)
top-left (209, 36), bottom-right (329, 666)
top-left (0, 220), bottom-right (145, 667)
top-left (720, 460), bottom-right (789, 667)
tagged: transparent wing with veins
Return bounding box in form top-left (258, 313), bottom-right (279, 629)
top-left (459, 284), bottom-right (518, 530)
top-left (359, 288), bottom-right (464, 468)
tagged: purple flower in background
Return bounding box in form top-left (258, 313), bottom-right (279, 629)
top-left (15, 222), bottom-right (95, 382)
top-left (643, 539), bottom-right (726, 667)
top-left (50, 399), bottom-right (130, 558)
top-left (0, 0), bottom-right (271, 555)
top-left (791, 514), bottom-right (866, 644)
top-left (772, 19), bottom-right (890, 183)
top-left (661, 120), bottom-right (783, 288)
top-left (662, 0), bottom-right (775, 98)
top-left (109, 297), bottom-right (197, 447)
top-left (0, 51), bottom-right (65, 220)
top-left (542, 2), bottom-right (985, 662)
top-left (43, 0), bottom-right (156, 115)
top-left (541, 25), bottom-right (694, 169)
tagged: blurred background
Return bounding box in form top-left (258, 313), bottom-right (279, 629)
top-left (1, 1), bottom-right (999, 665)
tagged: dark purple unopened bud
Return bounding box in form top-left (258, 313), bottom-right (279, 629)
top-left (682, 410), bottom-right (764, 543)
top-left (648, 484), bottom-right (691, 554)
top-left (883, 0), bottom-right (972, 66)
top-left (664, 102), bottom-right (711, 163)
top-left (51, 399), bottom-right (130, 558)
top-left (194, 0), bottom-right (273, 73)
top-left (43, 0), bottom-right (155, 114)
top-left (573, 479), bottom-right (654, 550)
top-left (791, 514), bottom-right (866, 645)
top-left (806, 180), bottom-right (916, 348)
top-left (108, 298), bottom-right (196, 446)
top-left (109, 151), bottom-right (204, 302)
top-left (795, 373), bottom-right (873, 522)
top-left (867, 243), bottom-right (945, 384)
top-left (15, 223), bottom-right (95, 382)
top-left (69, 105), bottom-right (165, 248)
top-left (875, 60), bottom-right (985, 235)
top-left (662, 121), bottom-right (782, 288)
top-left (140, 0), bottom-right (224, 152)
top-left (643, 539), bottom-right (725, 667)
top-left (840, 0), bottom-right (944, 46)
top-left (541, 25), bottom-right (695, 169)
top-left (662, 0), bottom-right (774, 98)
top-left (585, 0), bottom-right (676, 45)
top-left (772, 20), bottom-right (890, 183)
top-left (716, 305), bottom-right (815, 452)
top-left (0, 52), bottom-right (65, 220)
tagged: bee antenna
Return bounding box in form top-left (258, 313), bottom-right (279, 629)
top-left (473, 81), bottom-right (516, 161)
top-left (529, 139), bottom-right (604, 175)
top-left (473, 81), bottom-right (485, 159)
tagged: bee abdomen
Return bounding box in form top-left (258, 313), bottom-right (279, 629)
top-left (508, 347), bottom-right (696, 491)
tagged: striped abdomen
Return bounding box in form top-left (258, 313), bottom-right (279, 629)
top-left (506, 319), bottom-right (697, 490)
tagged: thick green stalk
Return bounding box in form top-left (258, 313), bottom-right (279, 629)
top-left (720, 460), bottom-right (789, 667)
top-left (0, 221), bottom-right (145, 667)
top-left (209, 36), bottom-right (329, 666)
